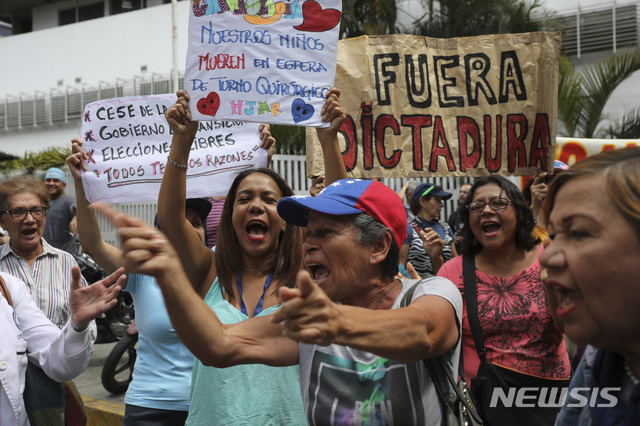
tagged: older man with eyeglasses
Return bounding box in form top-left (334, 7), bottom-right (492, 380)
top-left (0, 175), bottom-right (96, 426)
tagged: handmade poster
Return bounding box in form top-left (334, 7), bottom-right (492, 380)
top-left (185, 0), bottom-right (341, 127)
top-left (79, 94), bottom-right (266, 203)
top-left (556, 136), bottom-right (639, 165)
top-left (306, 32), bottom-right (562, 178)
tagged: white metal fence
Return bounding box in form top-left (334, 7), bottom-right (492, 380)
top-left (62, 155), bottom-right (470, 248)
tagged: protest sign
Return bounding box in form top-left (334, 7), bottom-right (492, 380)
top-left (79, 94), bottom-right (266, 203)
top-left (556, 136), bottom-right (639, 165)
top-left (185, 0), bottom-right (341, 127)
top-left (306, 32), bottom-right (562, 178)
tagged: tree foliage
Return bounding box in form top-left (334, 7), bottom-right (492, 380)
top-left (557, 49), bottom-right (640, 138)
top-left (0, 146), bottom-right (71, 176)
top-left (410, 0), bottom-right (559, 38)
top-left (603, 108), bottom-right (640, 139)
top-left (340, 0), bottom-right (399, 38)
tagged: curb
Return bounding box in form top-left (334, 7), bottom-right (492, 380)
top-left (81, 395), bottom-right (124, 426)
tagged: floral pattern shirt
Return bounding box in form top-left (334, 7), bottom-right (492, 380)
top-left (438, 246), bottom-right (571, 381)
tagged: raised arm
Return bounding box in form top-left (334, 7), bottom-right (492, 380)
top-left (316, 88), bottom-right (348, 185)
top-left (397, 181), bottom-right (410, 202)
top-left (158, 90), bottom-right (214, 295)
top-left (67, 138), bottom-right (124, 275)
top-left (272, 271), bottom-right (459, 362)
top-left (529, 174), bottom-right (548, 227)
top-left (93, 203), bottom-right (299, 367)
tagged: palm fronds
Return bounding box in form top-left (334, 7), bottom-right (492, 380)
top-left (558, 49), bottom-right (640, 138)
top-left (0, 146), bottom-right (71, 173)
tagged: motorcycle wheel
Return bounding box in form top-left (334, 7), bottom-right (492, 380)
top-left (101, 333), bottom-right (138, 394)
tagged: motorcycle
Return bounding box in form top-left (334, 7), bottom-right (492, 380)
top-left (101, 321), bottom-right (138, 394)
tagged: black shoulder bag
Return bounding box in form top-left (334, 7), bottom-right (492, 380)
top-left (462, 254), bottom-right (569, 426)
top-left (402, 281), bottom-right (483, 426)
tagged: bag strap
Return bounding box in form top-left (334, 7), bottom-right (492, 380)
top-left (401, 279), bottom-right (483, 425)
top-left (425, 357), bottom-right (484, 424)
top-left (0, 275), bottom-right (12, 307)
top-left (462, 254), bottom-right (487, 363)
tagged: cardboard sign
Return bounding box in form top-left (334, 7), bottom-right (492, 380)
top-left (306, 32), bottom-right (562, 177)
top-left (79, 94), bottom-right (266, 203)
top-left (185, 0), bottom-right (342, 127)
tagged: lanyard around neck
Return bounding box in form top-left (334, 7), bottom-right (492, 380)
top-left (235, 271), bottom-right (274, 317)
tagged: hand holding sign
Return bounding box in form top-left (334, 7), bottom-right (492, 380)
top-left (165, 90), bottom-right (199, 138)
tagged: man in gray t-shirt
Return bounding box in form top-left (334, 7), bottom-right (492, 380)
top-left (298, 277), bottom-right (461, 425)
top-left (42, 167), bottom-right (77, 254)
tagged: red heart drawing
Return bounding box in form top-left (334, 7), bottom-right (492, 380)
top-left (196, 92), bottom-right (220, 117)
top-left (293, 1), bottom-right (341, 32)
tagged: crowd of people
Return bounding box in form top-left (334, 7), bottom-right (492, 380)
top-left (1, 84), bottom-right (639, 426)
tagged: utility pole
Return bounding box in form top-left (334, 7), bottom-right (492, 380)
top-left (171, 0), bottom-right (179, 92)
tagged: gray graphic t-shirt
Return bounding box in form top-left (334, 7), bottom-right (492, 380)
top-left (298, 277), bottom-right (462, 426)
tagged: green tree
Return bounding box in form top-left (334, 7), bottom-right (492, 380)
top-left (557, 50), bottom-right (640, 138)
top-left (410, 0), bottom-right (558, 38)
top-left (340, 0), bottom-right (399, 38)
top-left (0, 146), bottom-right (70, 176)
top-left (603, 108), bottom-right (640, 139)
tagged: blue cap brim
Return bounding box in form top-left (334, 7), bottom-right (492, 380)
top-left (277, 195), bottom-right (362, 227)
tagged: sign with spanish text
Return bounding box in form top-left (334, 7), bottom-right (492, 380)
top-left (556, 137), bottom-right (639, 165)
top-left (185, 0), bottom-right (341, 127)
top-left (79, 94), bottom-right (266, 203)
top-left (306, 32), bottom-right (562, 177)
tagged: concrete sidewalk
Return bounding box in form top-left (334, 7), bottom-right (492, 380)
top-left (74, 341), bottom-right (126, 425)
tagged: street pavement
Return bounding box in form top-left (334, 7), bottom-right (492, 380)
top-left (74, 340), bottom-right (126, 424)
top-left (76, 340), bottom-right (126, 403)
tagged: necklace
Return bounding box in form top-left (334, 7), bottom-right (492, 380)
top-left (624, 360), bottom-right (640, 386)
top-left (236, 271), bottom-right (274, 317)
top-left (243, 265), bottom-right (272, 271)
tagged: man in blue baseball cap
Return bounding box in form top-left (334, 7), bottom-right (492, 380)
top-left (97, 178), bottom-right (463, 425)
top-left (43, 167), bottom-right (77, 254)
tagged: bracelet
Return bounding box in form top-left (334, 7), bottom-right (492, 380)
top-left (167, 156), bottom-right (188, 169)
top-left (70, 318), bottom-right (88, 332)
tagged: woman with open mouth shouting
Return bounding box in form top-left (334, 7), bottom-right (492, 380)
top-left (158, 88), bottom-right (347, 425)
top-left (541, 147), bottom-right (640, 426)
top-left (437, 175), bottom-right (571, 426)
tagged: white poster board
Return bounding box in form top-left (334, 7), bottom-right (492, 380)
top-left (556, 137), bottom-right (640, 165)
top-left (185, 0), bottom-right (342, 127)
top-left (79, 94), bottom-right (266, 203)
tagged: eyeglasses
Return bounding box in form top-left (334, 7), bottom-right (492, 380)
top-left (2, 207), bottom-right (48, 221)
top-left (467, 198), bottom-right (511, 214)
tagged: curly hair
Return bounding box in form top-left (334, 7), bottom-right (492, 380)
top-left (0, 175), bottom-right (50, 213)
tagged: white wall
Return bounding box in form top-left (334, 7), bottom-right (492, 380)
top-left (0, 2), bottom-right (190, 97)
top-left (0, 126), bottom-right (80, 156)
top-left (541, 0), bottom-right (639, 13)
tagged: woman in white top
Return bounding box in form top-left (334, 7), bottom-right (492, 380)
top-left (0, 265), bottom-right (124, 425)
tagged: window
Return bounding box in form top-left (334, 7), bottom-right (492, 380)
top-left (111, 0), bottom-right (144, 14)
top-left (59, 3), bottom-right (105, 26)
